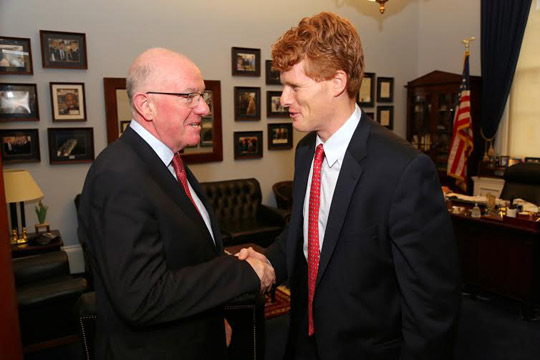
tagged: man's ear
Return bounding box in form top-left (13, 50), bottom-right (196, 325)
top-left (332, 70), bottom-right (348, 97)
top-left (132, 92), bottom-right (154, 121)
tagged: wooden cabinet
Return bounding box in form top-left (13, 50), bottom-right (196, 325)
top-left (406, 71), bottom-right (482, 189)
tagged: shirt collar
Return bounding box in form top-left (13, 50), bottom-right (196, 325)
top-left (316, 104), bottom-right (362, 168)
top-left (129, 120), bottom-right (175, 167)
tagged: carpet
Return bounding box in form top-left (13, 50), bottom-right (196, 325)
top-left (265, 286), bottom-right (290, 319)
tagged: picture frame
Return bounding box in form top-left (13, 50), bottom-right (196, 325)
top-left (266, 91), bottom-right (288, 118)
top-left (234, 86), bottom-right (260, 121)
top-left (39, 30), bottom-right (87, 69)
top-left (365, 112), bottom-right (375, 119)
top-left (500, 155), bottom-right (510, 167)
top-left (265, 60), bottom-right (281, 85)
top-left (0, 83), bottom-right (39, 122)
top-left (50, 82), bottom-right (86, 122)
top-left (268, 123), bottom-right (293, 150)
top-left (234, 131), bottom-right (263, 160)
top-left (377, 105), bottom-right (394, 130)
top-left (0, 36), bottom-right (33, 75)
top-left (0, 129), bottom-right (40, 164)
top-left (377, 77), bottom-right (394, 103)
top-left (231, 47), bottom-right (260, 77)
top-left (358, 72), bottom-right (375, 107)
top-left (47, 127), bottom-right (94, 164)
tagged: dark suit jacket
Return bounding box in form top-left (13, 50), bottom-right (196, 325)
top-left (266, 114), bottom-right (460, 360)
top-left (77, 127), bottom-right (259, 359)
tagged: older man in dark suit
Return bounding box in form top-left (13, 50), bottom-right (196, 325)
top-left (77, 48), bottom-right (274, 359)
top-left (239, 12), bottom-right (460, 360)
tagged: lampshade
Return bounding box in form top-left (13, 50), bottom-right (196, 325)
top-left (3, 169), bottom-right (43, 203)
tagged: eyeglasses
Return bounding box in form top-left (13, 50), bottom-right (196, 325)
top-left (146, 91), bottom-right (205, 109)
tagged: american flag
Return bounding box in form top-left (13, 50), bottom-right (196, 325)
top-left (447, 52), bottom-right (473, 191)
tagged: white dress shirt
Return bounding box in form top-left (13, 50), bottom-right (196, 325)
top-left (302, 105), bottom-right (361, 259)
top-left (130, 120), bottom-right (215, 243)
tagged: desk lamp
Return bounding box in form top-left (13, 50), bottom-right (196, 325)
top-left (3, 169), bottom-right (43, 244)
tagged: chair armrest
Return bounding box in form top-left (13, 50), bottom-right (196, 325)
top-left (258, 205), bottom-right (289, 226)
top-left (13, 251), bottom-right (71, 286)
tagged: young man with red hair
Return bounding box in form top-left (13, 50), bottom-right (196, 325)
top-left (240, 12), bottom-right (460, 360)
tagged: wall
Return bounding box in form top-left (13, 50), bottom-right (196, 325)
top-left (1, 0), bottom-right (479, 252)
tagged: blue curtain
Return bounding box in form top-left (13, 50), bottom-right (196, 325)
top-left (480, 0), bottom-right (532, 139)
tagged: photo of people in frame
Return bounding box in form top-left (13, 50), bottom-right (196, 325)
top-left (234, 131), bottom-right (263, 159)
top-left (57, 88), bottom-right (80, 115)
top-left (234, 87), bottom-right (260, 120)
top-left (0, 129), bottom-right (40, 163)
top-left (47, 39), bottom-right (80, 63)
top-left (0, 37), bottom-right (33, 75)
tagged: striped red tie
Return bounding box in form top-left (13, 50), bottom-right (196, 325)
top-left (171, 153), bottom-right (200, 214)
top-left (308, 144), bottom-right (324, 336)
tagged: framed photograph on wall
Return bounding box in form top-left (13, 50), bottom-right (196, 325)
top-left (200, 118), bottom-right (213, 147)
top-left (234, 131), bottom-right (263, 160)
top-left (231, 47), bottom-right (260, 76)
top-left (234, 86), bottom-right (260, 121)
top-left (266, 91), bottom-right (288, 118)
top-left (377, 105), bottom-right (394, 130)
top-left (268, 123), bottom-right (293, 150)
top-left (50, 82), bottom-right (86, 121)
top-left (119, 120), bottom-right (130, 136)
top-left (40, 30), bottom-right (87, 69)
top-left (0, 36), bottom-right (33, 75)
top-left (0, 83), bottom-right (39, 122)
top-left (0, 129), bottom-right (40, 164)
top-left (47, 127), bottom-right (94, 164)
top-left (377, 77), bottom-right (394, 103)
top-left (365, 112), bottom-right (374, 119)
top-left (358, 72), bottom-right (374, 107)
top-left (265, 60), bottom-right (281, 85)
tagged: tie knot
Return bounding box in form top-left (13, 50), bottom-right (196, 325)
top-left (314, 144), bottom-right (325, 164)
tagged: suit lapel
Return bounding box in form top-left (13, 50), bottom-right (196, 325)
top-left (121, 128), bottom-right (217, 253)
top-left (316, 114), bottom-right (371, 287)
top-left (286, 133), bottom-right (316, 273)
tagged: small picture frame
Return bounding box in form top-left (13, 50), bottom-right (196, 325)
top-left (0, 83), bottom-right (39, 122)
top-left (265, 60), bottom-right (281, 85)
top-left (47, 127), bottom-right (94, 164)
top-left (358, 72), bottom-right (375, 107)
top-left (234, 86), bottom-right (260, 121)
top-left (40, 30), bottom-right (87, 69)
top-left (0, 36), bottom-right (33, 75)
top-left (267, 91), bottom-right (288, 118)
top-left (50, 82), bottom-right (86, 122)
top-left (234, 131), bottom-right (263, 160)
top-left (231, 47), bottom-right (260, 77)
top-left (268, 123), bottom-right (293, 150)
top-left (377, 77), bottom-right (394, 103)
top-left (500, 156), bottom-right (510, 167)
top-left (377, 105), bottom-right (394, 130)
top-left (0, 129), bottom-right (40, 164)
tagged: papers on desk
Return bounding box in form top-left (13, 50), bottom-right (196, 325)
top-left (445, 193), bottom-right (539, 213)
top-left (445, 193), bottom-right (508, 206)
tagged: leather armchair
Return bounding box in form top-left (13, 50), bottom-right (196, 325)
top-left (12, 251), bottom-right (88, 346)
top-left (272, 180), bottom-right (293, 211)
top-left (75, 291), bottom-right (266, 360)
top-left (500, 162), bottom-right (540, 204)
top-left (201, 178), bottom-right (287, 247)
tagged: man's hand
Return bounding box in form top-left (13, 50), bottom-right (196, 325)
top-left (244, 256), bottom-right (275, 293)
top-left (236, 247), bottom-right (268, 262)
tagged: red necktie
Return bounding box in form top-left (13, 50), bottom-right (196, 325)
top-left (171, 153), bottom-right (200, 213)
top-left (308, 144), bottom-right (324, 336)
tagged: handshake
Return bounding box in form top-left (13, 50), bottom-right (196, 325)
top-left (236, 247), bottom-right (276, 293)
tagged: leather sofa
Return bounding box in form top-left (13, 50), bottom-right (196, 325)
top-left (12, 250), bottom-right (88, 347)
top-left (201, 178), bottom-right (287, 247)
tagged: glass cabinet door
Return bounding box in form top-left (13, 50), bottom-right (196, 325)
top-left (410, 94), bottom-right (431, 151)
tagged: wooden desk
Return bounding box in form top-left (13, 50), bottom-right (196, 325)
top-left (10, 230), bottom-right (63, 258)
top-left (450, 207), bottom-right (540, 317)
